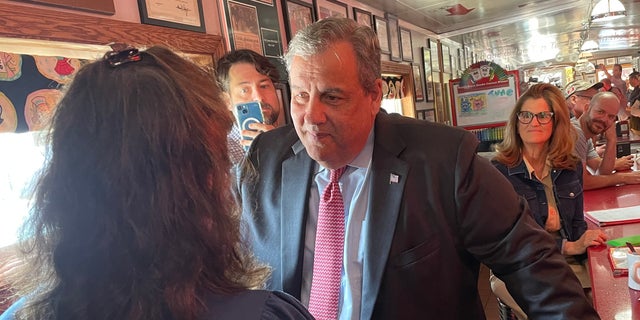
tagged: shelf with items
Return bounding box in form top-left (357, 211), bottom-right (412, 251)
top-left (467, 124), bottom-right (505, 152)
top-left (448, 61), bottom-right (519, 153)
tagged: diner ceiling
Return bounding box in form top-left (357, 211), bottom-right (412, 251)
top-left (363, 0), bottom-right (640, 71)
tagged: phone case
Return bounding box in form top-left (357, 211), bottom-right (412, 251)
top-left (235, 101), bottom-right (264, 131)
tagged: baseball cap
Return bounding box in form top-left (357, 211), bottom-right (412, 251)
top-left (629, 71), bottom-right (640, 79)
top-left (563, 80), bottom-right (604, 99)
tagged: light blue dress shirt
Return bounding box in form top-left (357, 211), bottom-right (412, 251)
top-left (301, 129), bottom-right (374, 320)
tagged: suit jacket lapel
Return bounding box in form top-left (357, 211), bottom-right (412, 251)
top-left (361, 113), bottom-right (408, 320)
top-left (280, 142), bottom-right (314, 298)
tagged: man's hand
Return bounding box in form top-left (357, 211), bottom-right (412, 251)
top-left (615, 155), bottom-right (634, 171)
top-left (604, 123), bottom-right (618, 142)
top-left (619, 171), bottom-right (640, 185)
top-left (240, 123), bottom-right (277, 148)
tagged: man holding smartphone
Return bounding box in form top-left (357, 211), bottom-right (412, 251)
top-left (216, 49), bottom-right (282, 156)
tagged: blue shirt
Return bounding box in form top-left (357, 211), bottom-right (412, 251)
top-left (301, 129), bottom-right (374, 320)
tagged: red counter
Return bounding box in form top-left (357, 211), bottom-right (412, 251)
top-left (586, 184), bottom-right (640, 320)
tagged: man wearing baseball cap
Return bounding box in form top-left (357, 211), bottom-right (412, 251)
top-left (564, 80), bottom-right (603, 119)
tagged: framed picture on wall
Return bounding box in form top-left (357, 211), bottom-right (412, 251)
top-left (428, 39), bottom-right (439, 72)
top-left (227, 0), bottom-right (263, 54)
top-left (374, 15), bottom-right (390, 54)
top-left (282, 0), bottom-right (315, 41)
top-left (441, 44), bottom-right (451, 73)
top-left (619, 56), bottom-right (633, 64)
top-left (422, 47), bottom-right (433, 102)
top-left (138, 0), bottom-right (205, 32)
top-left (386, 13), bottom-right (401, 62)
top-left (400, 27), bottom-right (413, 62)
top-left (605, 57), bottom-right (617, 65)
top-left (412, 63), bottom-right (424, 102)
top-left (353, 7), bottom-right (372, 28)
top-left (314, 0), bottom-right (348, 20)
top-left (274, 82), bottom-right (291, 125)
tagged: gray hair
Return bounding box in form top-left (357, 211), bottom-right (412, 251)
top-left (283, 17), bottom-right (381, 94)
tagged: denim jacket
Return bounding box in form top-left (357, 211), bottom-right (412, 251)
top-left (492, 159), bottom-right (586, 250)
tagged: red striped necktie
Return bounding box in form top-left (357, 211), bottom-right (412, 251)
top-left (308, 166), bottom-right (347, 320)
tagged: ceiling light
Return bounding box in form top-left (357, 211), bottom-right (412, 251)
top-left (591, 0), bottom-right (627, 22)
top-left (581, 39), bottom-right (600, 51)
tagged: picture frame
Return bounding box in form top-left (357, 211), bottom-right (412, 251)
top-left (400, 27), bottom-right (413, 62)
top-left (428, 39), bottom-right (439, 72)
top-left (619, 56), bottom-right (633, 64)
top-left (353, 7), bottom-right (372, 28)
top-left (596, 59), bottom-right (605, 66)
top-left (274, 82), bottom-right (292, 125)
top-left (412, 63), bottom-right (424, 102)
top-left (442, 44), bottom-right (451, 73)
top-left (227, 0), bottom-right (263, 54)
top-left (314, 0), bottom-right (348, 20)
top-left (425, 109), bottom-right (435, 122)
top-left (386, 13), bottom-right (401, 62)
top-left (605, 57), bottom-right (617, 65)
top-left (466, 47), bottom-right (472, 68)
top-left (374, 15), bottom-right (390, 54)
top-left (422, 47), bottom-right (433, 102)
top-left (138, 0), bottom-right (205, 32)
top-left (260, 27), bottom-right (282, 58)
top-left (282, 0), bottom-right (315, 41)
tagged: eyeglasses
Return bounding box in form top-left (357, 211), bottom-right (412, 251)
top-left (516, 111), bottom-right (554, 124)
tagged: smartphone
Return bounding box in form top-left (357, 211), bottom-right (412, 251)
top-left (234, 101), bottom-right (264, 149)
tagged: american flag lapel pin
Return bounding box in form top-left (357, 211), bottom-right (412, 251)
top-left (389, 173), bottom-right (399, 184)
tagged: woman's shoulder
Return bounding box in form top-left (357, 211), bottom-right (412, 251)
top-left (199, 290), bottom-right (313, 320)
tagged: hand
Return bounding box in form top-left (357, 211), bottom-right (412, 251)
top-left (565, 230), bottom-right (608, 255)
top-left (240, 123), bottom-right (276, 148)
top-left (615, 155), bottom-right (634, 171)
top-left (595, 144), bottom-right (606, 157)
top-left (599, 63), bottom-right (606, 71)
top-left (604, 123), bottom-right (618, 142)
top-left (581, 229), bottom-right (607, 248)
top-left (620, 171), bottom-right (640, 185)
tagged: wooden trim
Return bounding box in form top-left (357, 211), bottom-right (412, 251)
top-left (0, 2), bottom-right (224, 59)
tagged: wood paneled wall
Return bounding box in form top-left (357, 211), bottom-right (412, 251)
top-left (0, 2), bottom-right (224, 59)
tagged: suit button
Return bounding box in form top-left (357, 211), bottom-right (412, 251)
top-left (569, 192), bottom-right (575, 197)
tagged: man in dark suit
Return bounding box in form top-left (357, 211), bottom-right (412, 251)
top-left (240, 17), bottom-right (599, 319)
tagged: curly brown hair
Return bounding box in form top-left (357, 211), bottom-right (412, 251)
top-left (11, 46), bottom-right (269, 320)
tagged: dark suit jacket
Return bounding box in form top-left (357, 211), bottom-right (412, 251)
top-left (240, 112), bottom-right (599, 319)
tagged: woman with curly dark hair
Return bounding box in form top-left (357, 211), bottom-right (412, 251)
top-left (0, 45), bottom-right (312, 320)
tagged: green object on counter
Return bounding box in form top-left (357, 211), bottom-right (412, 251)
top-left (607, 235), bottom-right (640, 247)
